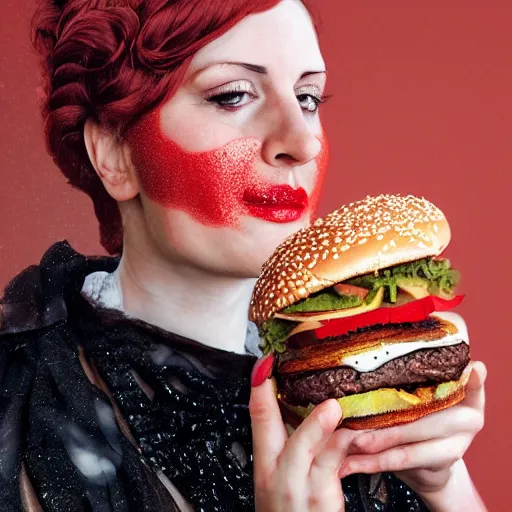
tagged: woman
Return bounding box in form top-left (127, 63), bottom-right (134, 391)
top-left (0, 0), bottom-right (486, 510)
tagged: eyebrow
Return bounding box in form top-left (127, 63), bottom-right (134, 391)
top-left (194, 61), bottom-right (327, 79)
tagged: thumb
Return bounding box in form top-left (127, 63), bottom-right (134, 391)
top-left (466, 361), bottom-right (487, 391)
top-left (249, 354), bottom-right (288, 478)
top-left (464, 360), bottom-right (487, 411)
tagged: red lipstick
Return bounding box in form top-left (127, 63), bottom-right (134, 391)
top-left (243, 185), bottom-right (309, 223)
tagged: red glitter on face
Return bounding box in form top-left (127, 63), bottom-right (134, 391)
top-left (127, 108), bottom-right (329, 229)
top-left (309, 129), bottom-right (330, 218)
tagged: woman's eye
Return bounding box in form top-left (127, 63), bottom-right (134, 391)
top-left (207, 91), bottom-right (254, 109)
top-left (297, 94), bottom-right (325, 114)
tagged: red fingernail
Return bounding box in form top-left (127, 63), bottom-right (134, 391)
top-left (251, 353), bottom-right (275, 387)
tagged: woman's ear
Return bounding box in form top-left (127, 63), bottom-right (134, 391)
top-left (84, 119), bottom-right (139, 202)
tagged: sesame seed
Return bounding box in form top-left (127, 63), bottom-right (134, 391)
top-left (298, 287), bottom-right (308, 297)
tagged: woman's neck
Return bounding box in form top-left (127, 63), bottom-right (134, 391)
top-left (117, 242), bottom-right (257, 355)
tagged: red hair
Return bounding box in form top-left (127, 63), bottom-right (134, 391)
top-left (31, 0), bottom-right (318, 254)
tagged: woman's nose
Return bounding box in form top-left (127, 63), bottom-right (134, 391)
top-left (260, 98), bottom-right (322, 169)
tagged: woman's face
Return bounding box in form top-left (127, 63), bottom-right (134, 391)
top-left (127, 0), bottom-right (329, 277)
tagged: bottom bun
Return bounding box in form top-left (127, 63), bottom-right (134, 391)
top-left (279, 363), bottom-right (472, 431)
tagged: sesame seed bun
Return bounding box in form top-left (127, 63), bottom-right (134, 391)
top-left (250, 194), bottom-right (450, 326)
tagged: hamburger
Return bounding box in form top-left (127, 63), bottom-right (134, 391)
top-left (249, 194), bottom-right (471, 430)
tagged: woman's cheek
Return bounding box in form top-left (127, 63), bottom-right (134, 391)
top-left (127, 108), bottom-right (263, 229)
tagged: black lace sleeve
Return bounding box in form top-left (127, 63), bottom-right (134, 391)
top-left (0, 331), bottom-right (33, 511)
top-left (343, 473), bottom-right (431, 511)
top-left (0, 245), bottom-right (180, 511)
top-left (0, 325), bottom-right (181, 512)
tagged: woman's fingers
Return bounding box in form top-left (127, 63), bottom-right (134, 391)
top-left (278, 399), bottom-right (343, 472)
top-left (307, 424), bottom-right (361, 512)
top-left (350, 405), bottom-right (481, 455)
top-left (274, 400), bottom-right (344, 510)
top-left (249, 355), bottom-right (288, 480)
top-left (250, 368), bottom-right (345, 509)
top-left (340, 434), bottom-right (471, 477)
top-left (250, 357), bottom-right (351, 511)
top-left (308, 469), bottom-right (346, 512)
top-left (311, 425), bottom-right (360, 473)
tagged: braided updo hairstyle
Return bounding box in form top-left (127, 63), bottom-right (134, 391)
top-left (31, 0), bottom-right (311, 254)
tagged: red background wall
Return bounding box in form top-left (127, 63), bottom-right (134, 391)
top-left (1, 1), bottom-right (510, 508)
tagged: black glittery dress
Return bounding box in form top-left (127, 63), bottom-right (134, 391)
top-left (0, 242), bottom-right (430, 511)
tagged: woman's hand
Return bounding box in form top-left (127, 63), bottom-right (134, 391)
top-left (339, 361), bottom-right (487, 511)
top-left (249, 354), bottom-right (358, 511)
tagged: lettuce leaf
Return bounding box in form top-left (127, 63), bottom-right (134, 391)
top-left (283, 290), bottom-right (362, 313)
top-left (348, 258), bottom-right (460, 302)
top-left (259, 319), bottom-right (295, 355)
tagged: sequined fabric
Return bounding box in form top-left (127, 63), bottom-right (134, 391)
top-left (0, 242), bottom-right (431, 511)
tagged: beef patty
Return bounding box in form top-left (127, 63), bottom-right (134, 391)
top-left (278, 343), bottom-right (470, 406)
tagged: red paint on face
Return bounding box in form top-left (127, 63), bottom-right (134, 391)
top-left (127, 108), bottom-right (330, 228)
top-left (309, 129), bottom-right (330, 218)
top-left (128, 108), bottom-right (261, 229)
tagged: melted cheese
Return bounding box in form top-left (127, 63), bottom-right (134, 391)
top-left (341, 312), bottom-right (469, 372)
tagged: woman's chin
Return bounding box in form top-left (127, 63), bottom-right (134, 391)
top-left (241, 213), bottom-right (312, 267)
top-left (141, 208), bottom-right (313, 278)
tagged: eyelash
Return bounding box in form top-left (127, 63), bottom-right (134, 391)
top-left (206, 88), bottom-right (331, 113)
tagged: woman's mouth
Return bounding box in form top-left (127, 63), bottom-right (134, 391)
top-left (242, 185), bottom-right (309, 223)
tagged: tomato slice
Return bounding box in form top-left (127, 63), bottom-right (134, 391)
top-left (314, 294), bottom-right (464, 340)
top-left (333, 283), bottom-right (369, 300)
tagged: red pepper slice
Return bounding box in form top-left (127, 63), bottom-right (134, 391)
top-left (315, 294), bottom-right (464, 340)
